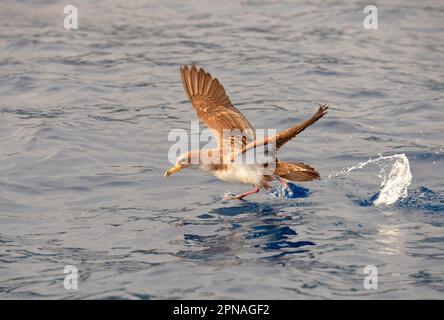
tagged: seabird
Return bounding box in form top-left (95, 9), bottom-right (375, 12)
top-left (165, 65), bottom-right (328, 200)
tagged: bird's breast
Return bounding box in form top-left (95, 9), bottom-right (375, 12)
top-left (212, 164), bottom-right (266, 185)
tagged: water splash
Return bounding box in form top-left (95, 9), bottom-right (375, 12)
top-left (272, 182), bottom-right (311, 199)
top-left (330, 154), bottom-right (412, 206)
top-left (373, 154), bottom-right (412, 206)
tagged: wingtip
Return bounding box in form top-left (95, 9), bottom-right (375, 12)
top-left (318, 103), bottom-right (328, 110)
top-left (317, 103), bottom-right (329, 116)
top-left (182, 64), bottom-right (196, 68)
top-left (180, 64), bottom-right (202, 75)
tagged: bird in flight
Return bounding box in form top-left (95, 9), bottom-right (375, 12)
top-left (165, 65), bottom-right (328, 200)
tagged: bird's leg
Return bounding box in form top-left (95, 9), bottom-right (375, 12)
top-left (225, 185), bottom-right (260, 200)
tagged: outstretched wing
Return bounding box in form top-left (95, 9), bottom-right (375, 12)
top-left (274, 104), bottom-right (328, 149)
top-left (180, 65), bottom-right (255, 155)
top-left (232, 104), bottom-right (328, 161)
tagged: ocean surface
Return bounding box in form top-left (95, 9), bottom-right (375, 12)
top-left (0, 0), bottom-right (443, 299)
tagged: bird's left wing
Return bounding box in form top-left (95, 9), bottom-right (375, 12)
top-left (230, 104), bottom-right (328, 162)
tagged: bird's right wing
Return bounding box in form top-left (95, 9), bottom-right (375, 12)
top-left (180, 65), bottom-right (255, 158)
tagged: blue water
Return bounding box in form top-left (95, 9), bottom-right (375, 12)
top-left (0, 0), bottom-right (443, 299)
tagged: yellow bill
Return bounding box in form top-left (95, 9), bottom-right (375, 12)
top-left (164, 164), bottom-right (182, 178)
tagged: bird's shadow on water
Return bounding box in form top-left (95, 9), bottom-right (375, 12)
top-left (176, 187), bottom-right (316, 262)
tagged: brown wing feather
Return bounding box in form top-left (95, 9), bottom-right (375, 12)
top-left (274, 161), bottom-right (320, 182)
top-left (180, 65), bottom-right (255, 150)
top-left (275, 104), bottom-right (328, 149)
top-left (233, 105), bottom-right (328, 161)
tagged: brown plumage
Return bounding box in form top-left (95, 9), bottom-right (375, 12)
top-left (236, 104), bottom-right (328, 158)
top-left (180, 65), bottom-right (255, 151)
top-left (165, 65), bottom-right (328, 200)
top-left (274, 161), bottom-right (320, 182)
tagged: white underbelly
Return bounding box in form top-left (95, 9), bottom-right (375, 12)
top-left (212, 164), bottom-right (266, 185)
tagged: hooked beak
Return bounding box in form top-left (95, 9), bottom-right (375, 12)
top-left (164, 164), bottom-right (183, 178)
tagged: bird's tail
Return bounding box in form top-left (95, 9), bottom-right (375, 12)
top-left (274, 161), bottom-right (320, 182)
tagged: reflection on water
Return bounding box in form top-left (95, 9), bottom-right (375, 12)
top-left (374, 223), bottom-right (405, 256)
top-left (176, 201), bottom-right (316, 263)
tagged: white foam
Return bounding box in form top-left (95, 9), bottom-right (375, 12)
top-left (329, 153), bottom-right (412, 206)
top-left (373, 154), bottom-right (412, 206)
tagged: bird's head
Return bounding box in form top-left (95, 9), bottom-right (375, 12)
top-left (164, 150), bottom-right (200, 178)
